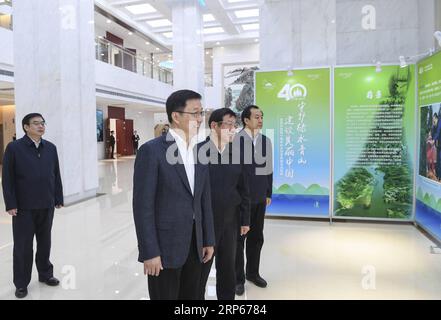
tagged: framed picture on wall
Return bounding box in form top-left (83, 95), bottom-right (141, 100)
top-left (96, 109), bottom-right (104, 142)
top-left (222, 62), bottom-right (259, 117)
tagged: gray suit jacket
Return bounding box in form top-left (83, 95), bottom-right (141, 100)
top-left (132, 132), bottom-right (215, 268)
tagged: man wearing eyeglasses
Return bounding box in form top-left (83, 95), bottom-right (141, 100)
top-left (197, 108), bottom-right (250, 300)
top-left (133, 90), bottom-right (215, 300)
top-left (2, 113), bottom-right (64, 299)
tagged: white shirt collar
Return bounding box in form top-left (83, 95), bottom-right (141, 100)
top-left (168, 128), bottom-right (195, 196)
top-left (209, 134), bottom-right (227, 154)
top-left (169, 128), bottom-right (197, 149)
top-left (244, 128), bottom-right (260, 144)
top-left (29, 136), bottom-right (41, 148)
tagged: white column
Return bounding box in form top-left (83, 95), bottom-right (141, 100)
top-left (260, 0), bottom-right (337, 70)
top-left (171, 0), bottom-right (205, 97)
top-left (13, 0), bottom-right (98, 204)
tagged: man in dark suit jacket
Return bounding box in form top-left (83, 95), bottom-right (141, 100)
top-left (235, 105), bottom-right (273, 296)
top-left (198, 108), bottom-right (250, 300)
top-left (109, 131), bottom-right (116, 159)
top-left (133, 90), bottom-right (215, 300)
top-left (132, 130), bottom-right (140, 155)
top-left (2, 113), bottom-right (64, 299)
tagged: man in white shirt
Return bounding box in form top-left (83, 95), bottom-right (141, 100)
top-left (133, 89), bottom-right (215, 300)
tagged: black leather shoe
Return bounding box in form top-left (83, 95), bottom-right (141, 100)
top-left (39, 277), bottom-right (60, 287)
top-left (246, 275), bottom-right (267, 288)
top-left (235, 284), bottom-right (244, 296)
top-left (15, 288), bottom-right (28, 299)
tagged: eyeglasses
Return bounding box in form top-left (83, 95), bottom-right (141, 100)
top-left (30, 121), bottom-right (46, 127)
top-left (176, 111), bottom-right (206, 118)
top-left (218, 121), bottom-right (238, 129)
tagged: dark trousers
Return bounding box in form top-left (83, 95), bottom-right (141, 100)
top-left (199, 213), bottom-right (238, 300)
top-left (110, 145), bottom-right (115, 159)
top-left (133, 143), bottom-right (139, 155)
top-left (12, 208), bottom-right (55, 289)
top-left (236, 202), bottom-right (266, 285)
top-left (148, 224), bottom-right (202, 300)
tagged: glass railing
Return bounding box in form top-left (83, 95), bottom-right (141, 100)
top-left (95, 37), bottom-right (173, 85)
top-left (0, 0), bottom-right (13, 30)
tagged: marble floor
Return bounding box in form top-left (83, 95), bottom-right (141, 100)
top-left (0, 157), bottom-right (440, 300)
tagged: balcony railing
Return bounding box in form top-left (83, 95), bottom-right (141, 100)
top-left (95, 37), bottom-right (173, 85)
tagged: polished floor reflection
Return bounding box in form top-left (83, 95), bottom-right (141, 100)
top-left (0, 157), bottom-right (440, 300)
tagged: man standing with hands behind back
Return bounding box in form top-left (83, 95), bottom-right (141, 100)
top-left (133, 90), bottom-right (215, 300)
top-left (2, 113), bottom-right (64, 299)
top-left (235, 105), bottom-right (273, 296)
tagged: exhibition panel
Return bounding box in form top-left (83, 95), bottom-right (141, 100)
top-left (255, 68), bottom-right (331, 218)
top-left (332, 65), bottom-right (416, 220)
top-left (415, 50), bottom-right (441, 241)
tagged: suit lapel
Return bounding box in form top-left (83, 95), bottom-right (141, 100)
top-left (193, 143), bottom-right (204, 198)
top-left (162, 133), bottom-right (193, 196)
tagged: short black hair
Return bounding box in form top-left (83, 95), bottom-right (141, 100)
top-left (22, 113), bottom-right (45, 133)
top-left (241, 105), bottom-right (262, 125)
top-left (110, 131), bottom-right (115, 134)
top-left (166, 90), bottom-right (202, 124)
top-left (208, 108), bottom-right (236, 128)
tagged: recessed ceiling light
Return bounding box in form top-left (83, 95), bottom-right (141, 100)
top-left (128, 32), bottom-right (133, 35)
top-left (210, 55), bottom-right (213, 58)
top-left (206, 51), bottom-right (210, 54)
top-left (156, 47), bottom-right (160, 51)
top-left (106, 19), bottom-right (112, 24)
top-left (216, 41), bottom-right (220, 45)
top-left (203, 14), bottom-right (215, 22)
top-left (162, 32), bottom-right (173, 38)
top-left (254, 38), bottom-right (259, 42)
top-left (147, 19), bottom-right (172, 28)
top-left (203, 27), bottom-right (224, 35)
top-left (126, 4), bottom-right (156, 15)
top-left (234, 9), bottom-right (259, 18)
top-left (145, 41), bottom-right (150, 45)
top-left (242, 23), bottom-right (259, 31)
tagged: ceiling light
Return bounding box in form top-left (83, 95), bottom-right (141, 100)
top-left (216, 41), bottom-right (220, 45)
top-left (203, 27), bottom-right (224, 34)
top-left (254, 38), bottom-right (259, 42)
top-left (242, 23), bottom-right (259, 31)
top-left (126, 4), bottom-right (156, 15)
top-left (203, 14), bottom-right (215, 22)
top-left (147, 19), bottom-right (172, 28)
top-left (399, 56), bottom-right (407, 68)
top-left (234, 9), bottom-right (259, 19)
top-left (156, 47), bottom-right (160, 51)
top-left (106, 19), bottom-right (112, 24)
top-left (375, 61), bottom-right (382, 73)
top-left (434, 31), bottom-right (441, 47)
top-left (128, 32), bottom-right (133, 35)
top-left (145, 41), bottom-right (150, 45)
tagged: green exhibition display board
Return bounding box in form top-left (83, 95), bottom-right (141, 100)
top-left (255, 68), bottom-right (331, 217)
top-left (333, 65), bottom-right (416, 220)
top-left (415, 50), bottom-right (441, 240)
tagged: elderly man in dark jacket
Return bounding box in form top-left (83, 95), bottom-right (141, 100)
top-left (2, 113), bottom-right (64, 299)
